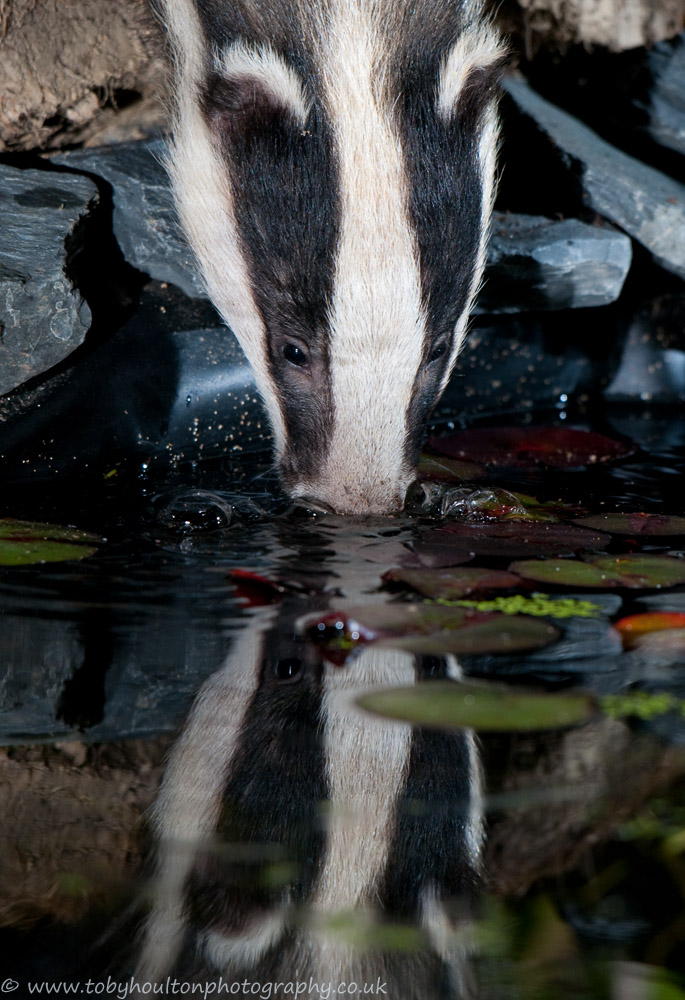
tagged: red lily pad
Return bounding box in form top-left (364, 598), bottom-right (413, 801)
top-left (417, 453), bottom-right (486, 482)
top-left (0, 518), bottom-right (101, 566)
top-left (574, 513), bottom-right (685, 536)
top-left (305, 604), bottom-right (559, 662)
top-left (510, 554), bottom-right (685, 590)
top-left (614, 612), bottom-right (685, 648)
top-left (357, 681), bottom-right (595, 732)
top-left (227, 568), bottom-right (318, 607)
top-left (422, 521), bottom-right (610, 559)
top-left (382, 566), bottom-right (521, 600)
top-left (428, 426), bottom-right (633, 468)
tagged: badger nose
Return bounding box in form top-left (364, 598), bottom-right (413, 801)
top-left (299, 482), bottom-right (409, 516)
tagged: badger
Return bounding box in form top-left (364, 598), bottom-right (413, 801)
top-left (136, 529), bottom-right (483, 994)
top-left (155, 0), bottom-right (505, 514)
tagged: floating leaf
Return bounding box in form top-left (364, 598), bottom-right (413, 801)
top-left (510, 554), bottom-right (685, 590)
top-left (614, 612), bottom-right (685, 648)
top-left (574, 513), bottom-right (685, 536)
top-left (417, 453), bottom-right (486, 482)
top-left (228, 568), bottom-right (318, 607)
top-left (0, 518), bottom-right (101, 566)
top-left (306, 604), bottom-right (559, 661)
top-left (601, 691), bottom-right (685, 722)
top-left (357, 681), bottom-right (594, 732)
top-left (383, 566), bottom-right (520, 600)
top-left (428, 426), bottom-right (633, 468)
top-left (423, 521), bottom-right (610, 559)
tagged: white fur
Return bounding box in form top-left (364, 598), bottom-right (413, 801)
top-left (291, 1), bottom-right (427, 514)
top-left (436, 26), bottom-right (504, 121)
top-left (135, 616), bottom-right (271, 982)
top-left (158, 0), bottom-right (288, 457)
top-left (216, 41), bottom-right (311, 124)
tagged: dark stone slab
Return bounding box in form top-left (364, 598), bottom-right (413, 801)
top-left (0, 282), bottom-right (267, 485)
top-left (0, 166), bottom-right (98, 395)
top-left (52, 139), bottom-right (205, 299)
top-left (503, 76), bottom-right (685, 280)
top-left (605, 293), bottom-right (685, 404)
top-left (479, 213), bottom-right (632, 313)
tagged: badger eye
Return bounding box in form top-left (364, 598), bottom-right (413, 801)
top-left (429, 342), bottom-right (448, 363)
top-left (283, 343), bottom-right (309, 367)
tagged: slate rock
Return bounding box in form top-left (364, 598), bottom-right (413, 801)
top-left (642, 33), bottom-right (685, 158)
top-left (503, 76), bottom-right (685, 280)
top-left (605, 293), bottom-right (685, 404)
top-left (479, 213), bottom-right (632, 313)
top-left (0, 166), bottom-right (97, 396)
top-left (52, 138), bottom-right (205, 299)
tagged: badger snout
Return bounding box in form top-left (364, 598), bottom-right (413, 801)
top-left (288, 475), bottom-right (413, 516)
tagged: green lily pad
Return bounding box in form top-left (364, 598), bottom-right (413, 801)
top-left (306, 604), bottom-right (560, 661)
top-left (574, 513), bottom-right (685, 536)
top-left (510, 554), bottom-right (685, 590)
top-left (383, 566), bottom-right (521, 600)
top-left (357, 681), bottom-right (595, 732)
top-left (0, 519), bottom-right (101, 566)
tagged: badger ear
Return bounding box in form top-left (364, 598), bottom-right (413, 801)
top-left (436, 28), bottom-right (508, 125)
top-left (203, 42), bottom-right (310, 136)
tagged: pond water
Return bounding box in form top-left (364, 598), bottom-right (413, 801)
top-left (1, 407), bottom-right (685, 1000)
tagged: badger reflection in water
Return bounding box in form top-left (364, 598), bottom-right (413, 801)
top-left (136, 535), bottom-right (483, 998)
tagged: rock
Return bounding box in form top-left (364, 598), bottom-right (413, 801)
top-left (643, 34), bottom-right (685, 158)
top-left (479, 213), bottom-right (632, 313)
top-left (605, 294), bottom-right (685, 404)
top-left (0, 166), bottom-right (98, 396)
top-left (503, 76), bottom-right (685, 280)
top-left (0, 282), bottom-right (267, 485)
top-left (52, 139), bottom-right (205, 299)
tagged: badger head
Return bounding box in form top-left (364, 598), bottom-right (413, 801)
top-left (160, 0), bottom-right (506, 513)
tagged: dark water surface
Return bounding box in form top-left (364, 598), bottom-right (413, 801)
top-left (1, 408), bottom-right (685, 999)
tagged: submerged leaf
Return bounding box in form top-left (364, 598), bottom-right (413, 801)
top-left (357, 681), bottom-right (594, 732)
top-left (417, 453), bottom-right (486, 482)
top-left (574, 513), bottom-right (685, 536)
top-left (306, 604), bottom-right (559, 660)
top-left (423, 521), bottom-right (610, 559)
top-left (383, 566), bottom-right (520, 600)
top-left (0, 519), bottom-right (101, 566)
top-left (510, 554), bottom-right (685, 590)
top-left (429, 426), bottom-right (633, 468)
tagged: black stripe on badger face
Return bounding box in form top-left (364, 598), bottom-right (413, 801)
top-left (198, 29), bottom-right (340, 481)
top-left (396, 34), bottom-right (506, 463)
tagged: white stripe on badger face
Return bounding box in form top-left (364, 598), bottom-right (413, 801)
top-left (437, 34), bottom-right (504, 397)
top-left (436, 26), bottom-right (504, 122)
top-left (291, 1), bottom-right (428, 514)
top-left (135, 616), bottom-right (272, 983)
top-left (157, 0), bottom-right (288, 458)
top-left (312, 647), bottom-right (414, 913)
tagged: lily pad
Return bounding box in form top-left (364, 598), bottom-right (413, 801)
top-left (383, 566), bottom-right (520, 600)
top-left (306, 604), bottom-right (560, 660)
top-left (574, 513), bottom-right (685, 536)
top-left (428, 426), bottom-right (633, 468)
top-left (357, 681), bottom-right (594, 732)
top-left (417, 453), bottom-right (486, 482)
top-left (0, 518), bottom-right (101, 566)
top-left (614, 612), bottom-right (685, 648)
top-left (510, 554), bottom-right (685, 590)
top-left (423, 521), bottom-right (610, 559)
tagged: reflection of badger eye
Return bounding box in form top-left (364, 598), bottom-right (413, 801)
top-left (275, 657), bottom-right (303, 681)
top-left (429, 342), bottom-right (448, 363)
top-left (283, 343), bottom-right (309, 367)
